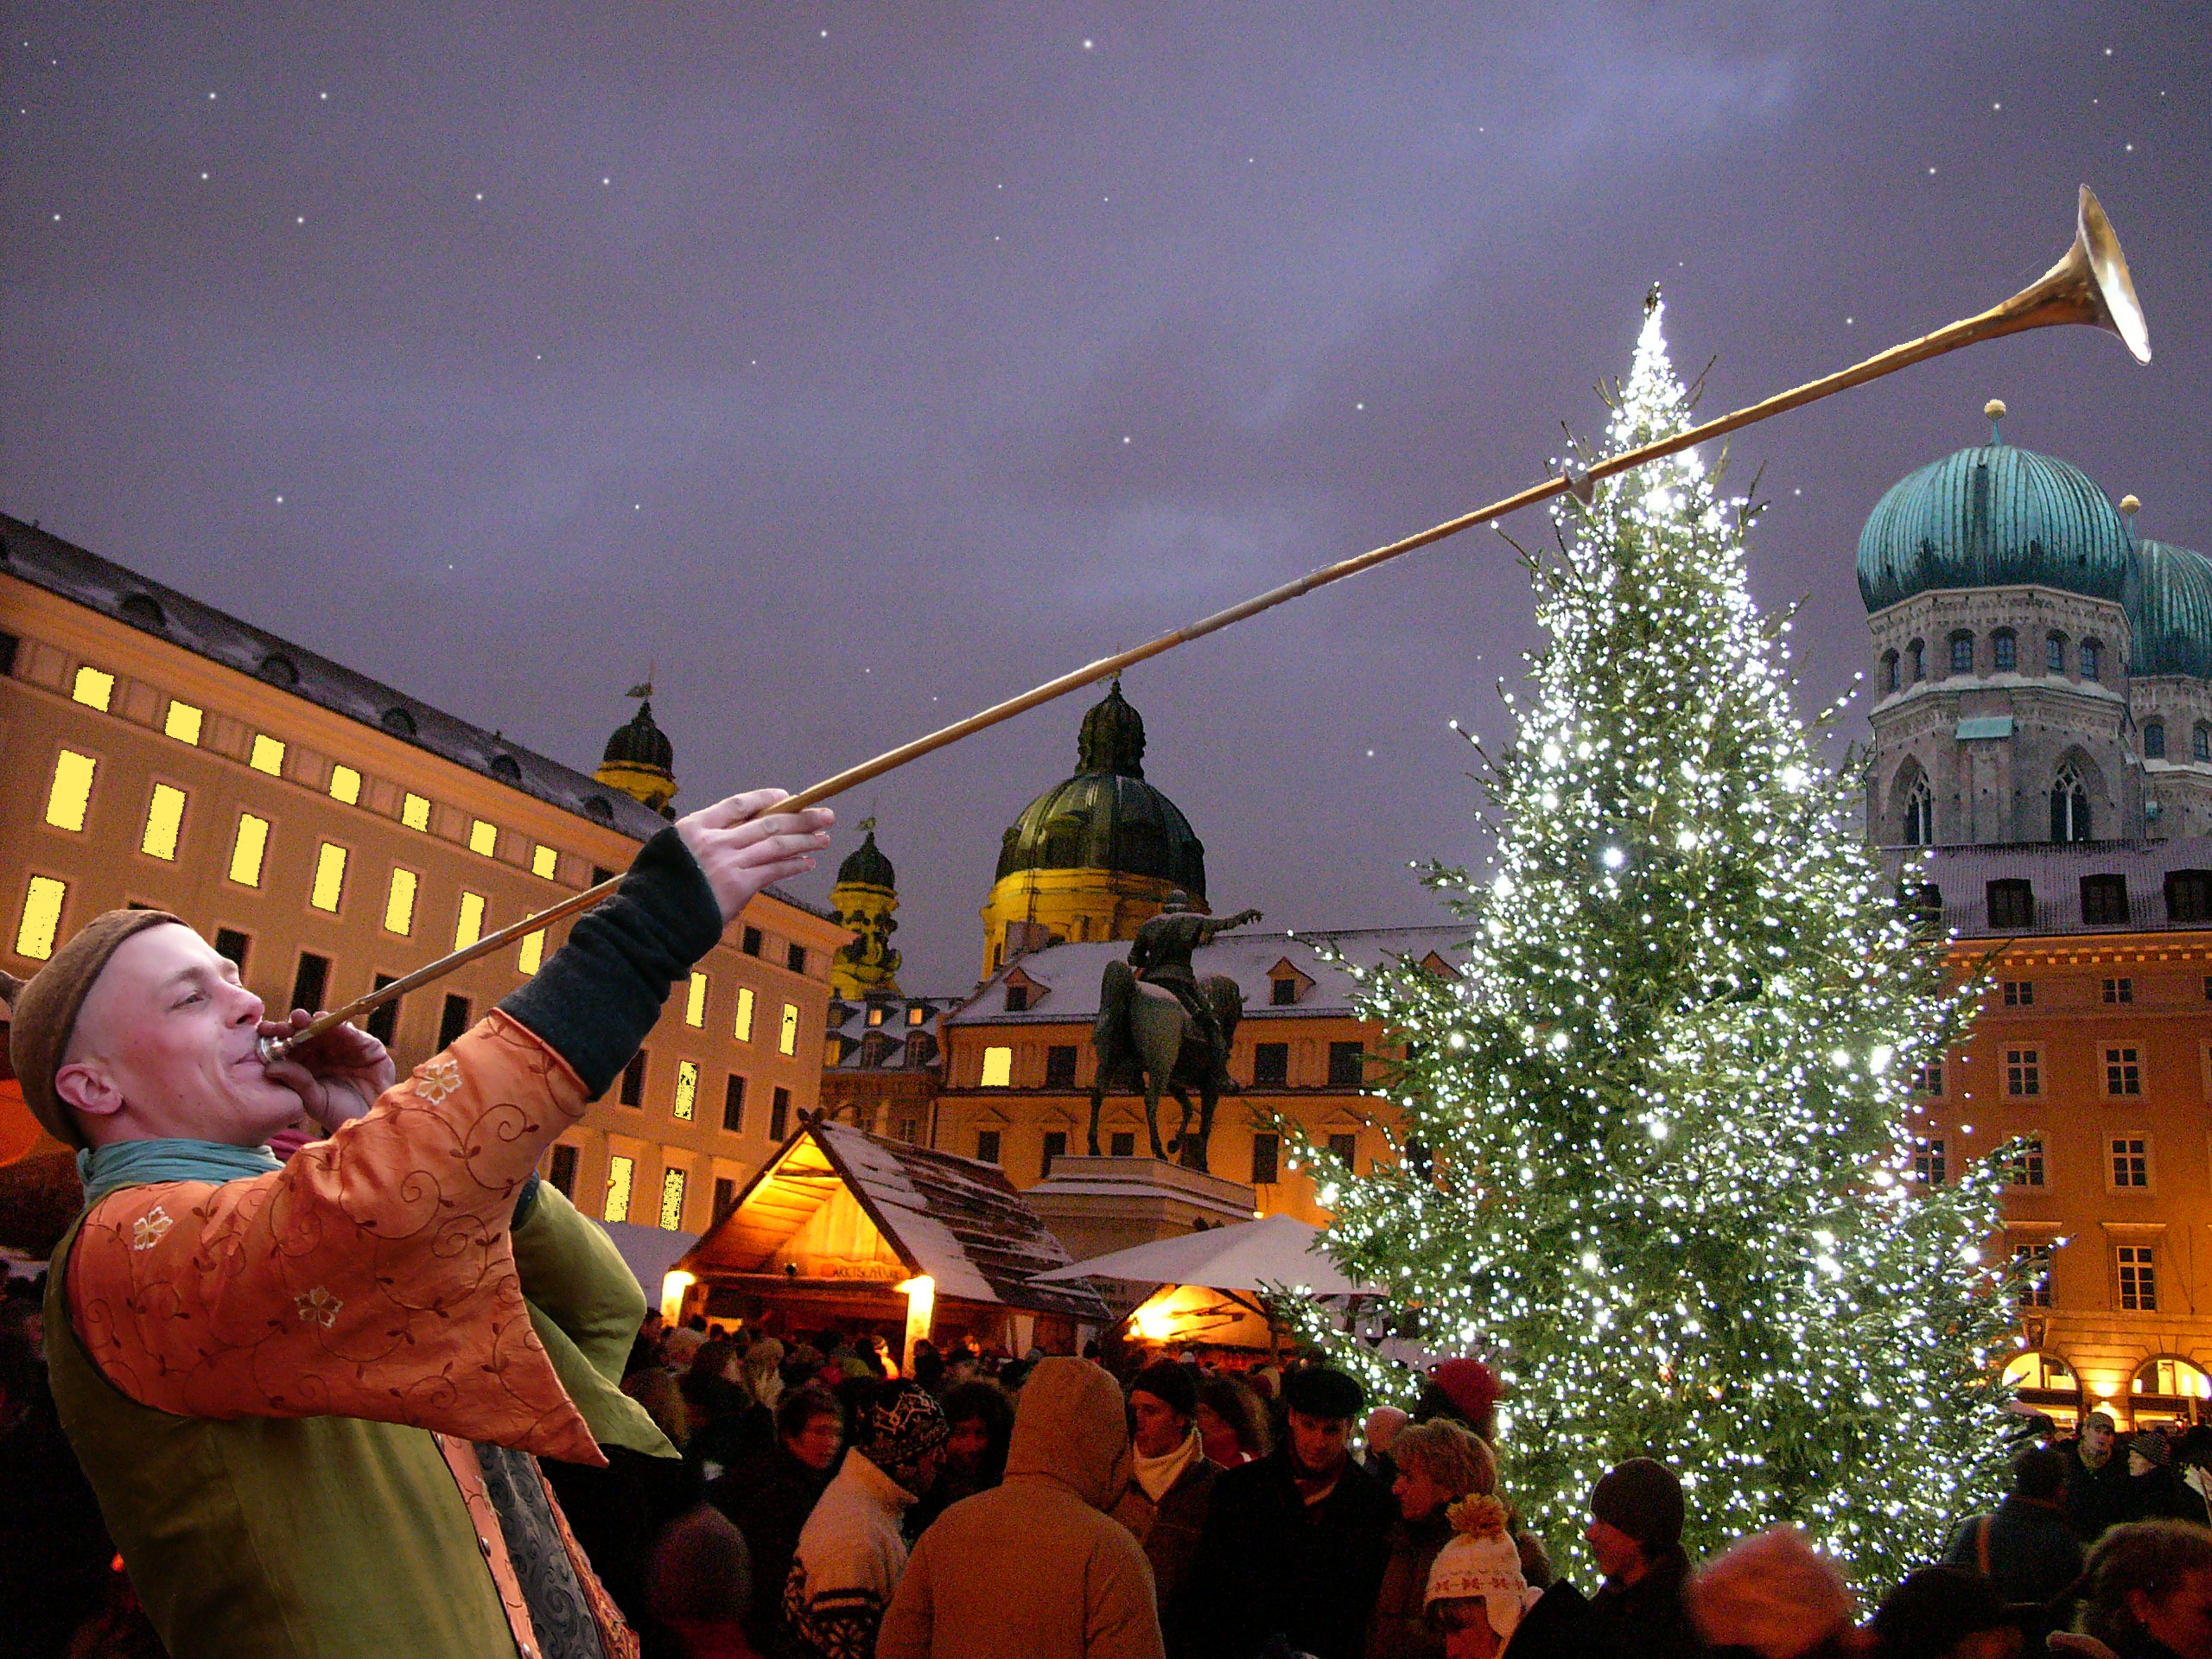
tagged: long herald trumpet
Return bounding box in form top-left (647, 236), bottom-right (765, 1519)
top-left (259, 184), bottom-right (2151, 1067)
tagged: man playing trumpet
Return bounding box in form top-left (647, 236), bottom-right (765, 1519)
top-left (8, 789), bottom-right (831, 1659)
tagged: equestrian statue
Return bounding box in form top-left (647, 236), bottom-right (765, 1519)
top-left (1087, 893), bottom-right (1262, 1171)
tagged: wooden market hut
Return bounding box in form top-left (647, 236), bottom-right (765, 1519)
top-left (677, 1122), bottom-right (1109, 1362)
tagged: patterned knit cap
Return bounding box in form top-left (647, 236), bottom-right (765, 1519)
top-left (861, 1382), bottom-right (950, 1478)
top-left (2132, 1430), bottom-right (2171, 1467)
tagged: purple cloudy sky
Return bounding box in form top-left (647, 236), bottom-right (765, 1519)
top-left (3, 3), bottom-right (2205, 988)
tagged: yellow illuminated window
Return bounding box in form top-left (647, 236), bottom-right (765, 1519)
top-left (385, 868), bottom-right (418, 935)
top-left (518, 930), bottom-right (545, 974)
top-left (164, 700), bottom-right (203, 744)
top-left (16, 875), bottom-right (67, 960)
top-left (250, 734), bottom-right (286, 776)
top-left (779, 1003), bottom-right (798, 1057)
top-left (468, 819), bottom-right (497, 856)
top-left (401, 793), bottom-right (430, 831)
top-left (673, 1060), bottom-right (698, 1122)
top-left (531, 844), bottom-right (558, 880)
top-left (327, 765), bottom-right (361, 805)
top-left (603, 1155), bottom-right (635, 1224)
top-left (658, 1168), bottom-right (687, 1231)
top-left (980, 1046), bottom-right (1014, 1087)
top-left (229, 814), bottom-right (270, 887)
top-left (734, 987), bottom-right (756, 1043)
top-left (44, 750), bottom-right (97, 831)
top-left (454, 892), bottom-right (486, 950)
top-left (142, 785), bottom-right (186, 861)
top-left (309, 842), bottom-right (348, 912)
top-left (685, 972), bottom-right (709, 1027)
top-left (71, 666), bottom-right (113, 710)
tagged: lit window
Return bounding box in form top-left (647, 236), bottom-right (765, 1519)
top-left (867, 1005), bottom-right (886, 1027)
top-left (2120, 1244), bottom-right (2157, 1310)
top-left (779, 1003), bottom-right (798, 1057)
top-left (518, 930), bottom-right (544, 974)
top-left (401, 793), bottom-right (430, 831)
top-left (658, 1168), bottom-right (687, 1231)
top-left (980, 1046), bottom-right (1013, 1087)
top-left (907, 1005), bottom-right (926, 1027)
top-left (603, 1155), bottom-right (634, 1224)
top-left (531, 844), bottom-right (558, 880)
top-left (309, 842), bottom-right (347, 912)
top-left (15, 874), bottom-right (67, 959)
top-left (673, 1060), bottom-right (698, 1122)
top-left (163, 700), bottom-right (202, 744)
top-left (385, 868), bottom-right (418, 935)
top-left (686, 972), bottom-right (709, 1027)
top-left (229, 813), bottom-right (270, 887)
top-left (2111, 1137), bottom-right (2150, 1188)
top-left (328, 765), bottom-right (361, 804)
top-left (44, 750), bottom-right (97, 831)
top-left (454, 892), bottom-right (486, 950)
top-left (71, 665), bottom-right (114, 710)
top-left (250, 734), bottom-right (285, 776)
top-left (468, 818), bottom-right (497, 856)
top-left (734, 987), bottom-right (756, 1042)
top-left (142, 784), bottom-right (186, 861)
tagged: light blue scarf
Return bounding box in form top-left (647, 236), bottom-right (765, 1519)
top-left (78, 1140), bottom-right (283, 1207)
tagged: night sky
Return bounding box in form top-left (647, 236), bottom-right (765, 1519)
top-left (4, 5), bottom-right (2205, 988)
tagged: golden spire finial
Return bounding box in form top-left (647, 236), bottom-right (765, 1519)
top-left (2120, 494), bottom-right (2141, 518)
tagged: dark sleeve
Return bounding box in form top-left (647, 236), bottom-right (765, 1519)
top-left (499, 826), bottom-right (725, 1098)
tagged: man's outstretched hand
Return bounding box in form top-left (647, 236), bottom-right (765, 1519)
top-left (676, 789), bottom-right (836, 925)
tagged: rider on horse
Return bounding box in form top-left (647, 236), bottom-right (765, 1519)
top-left (1126, 892), bottom-right (1262, 1092)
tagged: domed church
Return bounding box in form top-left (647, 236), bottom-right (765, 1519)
top-left (978, 680), bottom-right (1209, 976)
top-left (1863, 401), bottom-right (2212, 847)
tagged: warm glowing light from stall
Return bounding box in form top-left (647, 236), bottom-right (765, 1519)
top-left (660, 1269), bottom-right (696, 1325)
top-left (897, 1274), bottom-right (936, 1376)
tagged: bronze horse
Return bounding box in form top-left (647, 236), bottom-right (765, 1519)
top-left (1087, 961), bottom-right (1244, 1171)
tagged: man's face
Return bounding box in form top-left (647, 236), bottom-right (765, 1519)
top-left (1586, 1517), bottom-right (1647, 1582)
top-left (945, 1416), bottom-right (993, 1474)
top-left (787, 1411), bottom-right (842, 1471)
top-left (1131, 1389), bottom-right (1190, 1459)
top-left (2085, 1416), bottom-right (2116, 1460)
top-left (55, 925), bottom-right (301, 1147)
top-left (1287, 1408), bottom-right (1352, 1478)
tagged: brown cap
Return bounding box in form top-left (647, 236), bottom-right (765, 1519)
top-left (8, 909), bottom-right (185, 1150)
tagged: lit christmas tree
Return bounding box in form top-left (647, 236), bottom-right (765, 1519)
top-left (1284, 292), bottom-right (2020, 1589)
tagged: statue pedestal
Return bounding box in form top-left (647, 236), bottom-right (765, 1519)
top-left (1024, 1156), bottom-right (1257, 1264)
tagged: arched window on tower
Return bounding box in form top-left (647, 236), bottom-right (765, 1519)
top-left (2051, 761), bottom-right (2092, 843)
top-left (2082, 639), bottom-right (2103, 682)
top-left (2196, 725), bottom-right (2211, 764)
top-left (1909, 639), bottom-right (1926, 683)
top-left (1992, 629), bottom-right (2017, 672)
top-left (2047, 632), bottom-right (2069, 675)
top-left (2145, 720), bottom-right (2167, 759)
top-left (1881, 651), bottom-right (1899, 694)
top-left (1949, 632), bottom-right (1975, 675)
top-left (1902, 773), bottom-right (1934, 847)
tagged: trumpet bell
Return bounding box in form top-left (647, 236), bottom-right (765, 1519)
top-left (2073, 185), bottom-right (2152, 364)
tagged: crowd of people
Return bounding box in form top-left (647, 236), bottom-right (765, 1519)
top-left (15, 1269), bottom-right (2212, 1659)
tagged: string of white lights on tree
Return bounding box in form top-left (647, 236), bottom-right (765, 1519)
top-left (1280, 292), bottom-right (2024, 1591)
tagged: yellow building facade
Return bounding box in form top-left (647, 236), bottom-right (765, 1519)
top-left (0, 513), bottom-right (845, 1237)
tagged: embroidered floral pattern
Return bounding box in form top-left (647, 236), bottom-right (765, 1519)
top-left (296, 1286), bottom-right (344, 1328)
top-left (415, 1054), bottom-right (464, 1104)
top-left (130, 1207), bottom-right (172, 1251)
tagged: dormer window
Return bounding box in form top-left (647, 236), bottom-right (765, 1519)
top-left (2145, 720), bottom-right (2167, 758)
top-left (2046, 632), bottom-right (2067, 675)
top-left (1991, 629), bottom-right (2017, 672)
top-left (1909, 640), bottom-right (1926, 683)
top-left (1005, 984), bottom-right (1030, 1012)
top-left (1948, 632), bottom-right (1974, 675)
top-left (1881, 651), bottom-right (1899, 693)
top-left (1271, 978), bottom-right (1299, 1006)
top-left (2081, 639), bottom-right (2102, 682)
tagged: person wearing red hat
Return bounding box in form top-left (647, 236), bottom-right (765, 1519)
top-left (10, 787), bottom-right (830, 1659)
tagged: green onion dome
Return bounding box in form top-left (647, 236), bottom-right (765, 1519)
top-left (2125, 537), bottom-right (2212, 680)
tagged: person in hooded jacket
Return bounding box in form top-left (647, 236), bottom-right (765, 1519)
top-left (876, 1355), bottom-right (1164, 1659)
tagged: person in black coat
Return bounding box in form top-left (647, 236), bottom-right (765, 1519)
top-left (1569, 1459), bottom-right (1702, 1659)
top-left (2119, 1431), bottom-right (2203, 1525)
top-left (703, 1383), bottom-right (843, 1653)
top-left (1179, 1364), bottom-right (1396, 1659)
top-left (1942, 1444), bottom-right (2085, 1604)
top-left (2062, 1410), bottom-right (2131, 1542)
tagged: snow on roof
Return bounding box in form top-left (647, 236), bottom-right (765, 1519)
top-left (1885, 837), bottom-right (2212, 938)
top-left (947, 925), bottom-right (1466, 1026)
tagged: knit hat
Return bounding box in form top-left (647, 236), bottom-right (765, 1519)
top-left (1129, 1358), bottom-right (1198, 1419)
top-left (1424, 1494), bottom-right (1531, 1640)
top-left (1428, 1358), bottom-right (1503, 1429)
top-left (1688, 1527), bottom-right (1855, 1659)
top-left (7, 909), bottom-right (185, 1150)
top-left (2131, 1429), bottom-right (2171, 1467)
top-left (860, 1381), bottom-right (949, 1484)
top-left (1869, 1566), bottom-right (2013, 1659)
top-left (1280, 1363), bottom-right (1364, 1422)
top-left (1591, 1456), bottom-right (1685, 1549)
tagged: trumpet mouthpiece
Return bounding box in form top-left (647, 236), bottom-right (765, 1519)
top-left (256, 1032), bottom-right (290, 1066)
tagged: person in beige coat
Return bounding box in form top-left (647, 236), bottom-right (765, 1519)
top-left (877, 1357), bottom-right (1165, 1659)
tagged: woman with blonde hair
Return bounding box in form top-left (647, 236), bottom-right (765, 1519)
top-left (1367, 1421), bottom-right (1524, 1657)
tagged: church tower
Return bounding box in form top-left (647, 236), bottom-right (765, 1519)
top-left (979, 680), bottom-right (1208, 977)
top-left (594, 698), bottom-right (678, 817)
top-left (829, 819), bottom-right (904, 999)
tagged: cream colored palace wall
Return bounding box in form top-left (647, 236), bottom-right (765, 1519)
top-left (1, 575), bottom-right (846, 1235)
